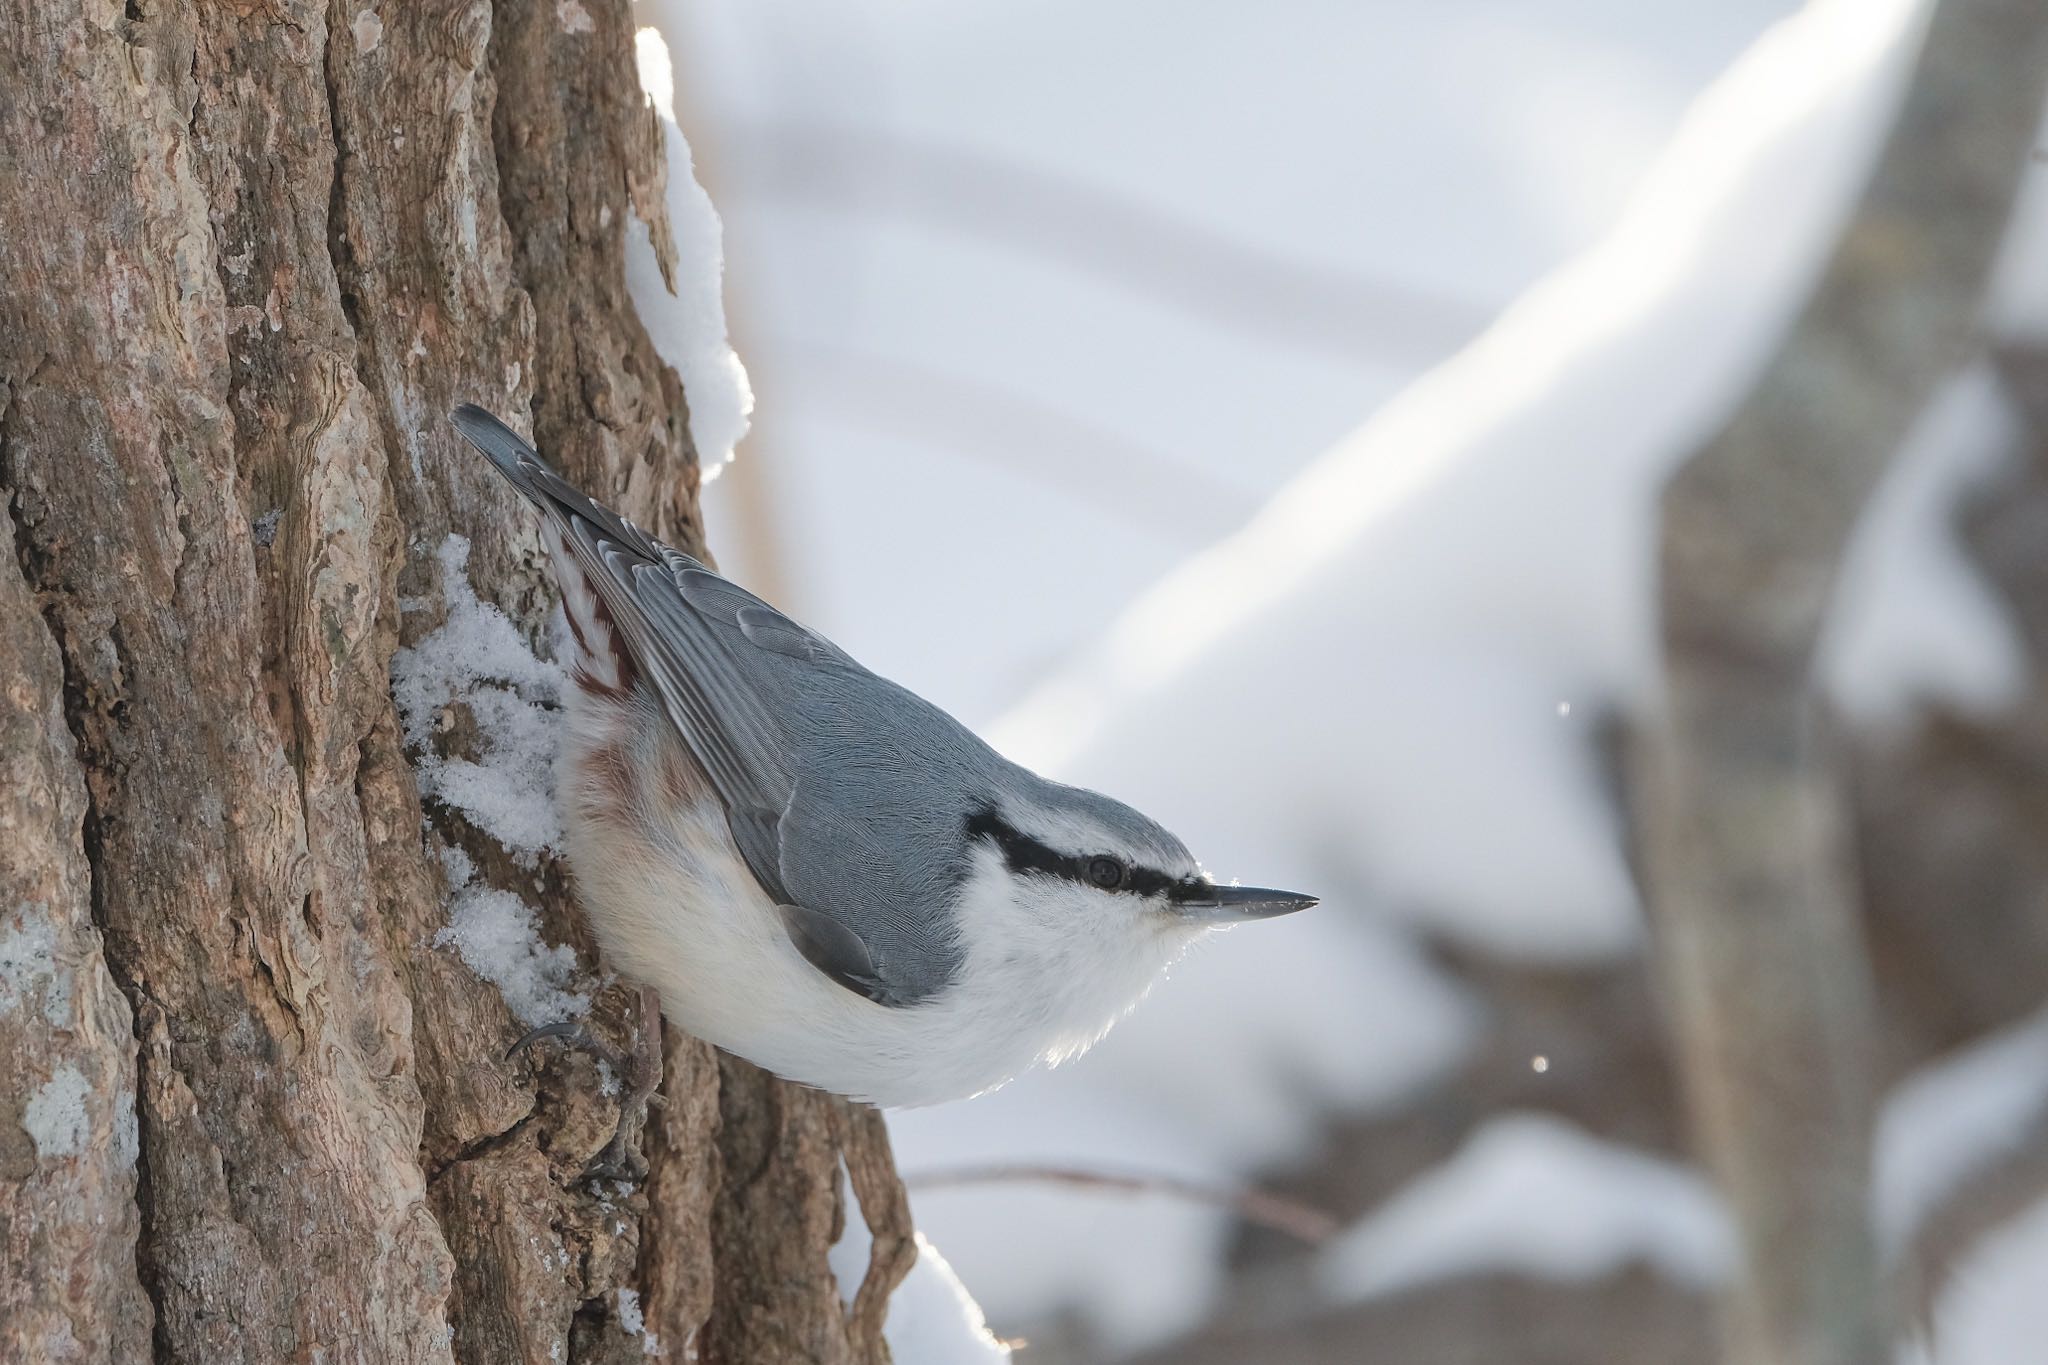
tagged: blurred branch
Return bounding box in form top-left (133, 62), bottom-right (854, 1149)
top-left (728, 125), bottom-right (1493, 366)
top-left (906, 1163), bottom-right (1342, 1246)
top-left (774, 341), bottom-right (1255, 542)
top-left (1635, 4), bottom-right (2048, 1365)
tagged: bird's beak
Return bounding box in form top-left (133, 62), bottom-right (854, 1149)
top-left (1173, 884), bottom-right (1319, 924)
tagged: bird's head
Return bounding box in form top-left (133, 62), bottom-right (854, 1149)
top-left (945, 779), bottom-right (1315, 1063)
top-left (962, 780), bottom-right (1315, 944)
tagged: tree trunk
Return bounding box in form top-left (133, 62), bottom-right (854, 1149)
top-left (0, 3), bottom-right (911, 1362)
top-left (1634, 2), bottom-right (2048, 1363)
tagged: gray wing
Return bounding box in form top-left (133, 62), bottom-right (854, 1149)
top-left (449, 406), bottom-right (967, 1007)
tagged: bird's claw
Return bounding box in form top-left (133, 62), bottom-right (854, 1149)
top-left (582, 1129), bottom-right (651, 1186)
top-left (506, 1020), bottom-right (626, 1070)
top-left (504, 989), bottom-right (664, 1183)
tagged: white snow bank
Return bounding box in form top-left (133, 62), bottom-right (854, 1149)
top-left (884, 1236), bottom-right (1014, 1363)
top-left (830, 1219), bottom-right (1012, 1361)
top-left (1317, 1113), bottom-right (1736, 1301)
top-left (661, 0), bottom-right (1800, 733)
top-left (628, 27), bottom-right (754, 478)
top-left (995, 0), bottom-right (1955, 963)
top-left (1875, 1008), bottom-right (2048, 1253)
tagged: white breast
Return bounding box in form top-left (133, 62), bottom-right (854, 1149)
top-left (557, 688), bottom-right (1191, 1106)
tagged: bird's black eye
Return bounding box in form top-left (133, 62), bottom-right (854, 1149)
top-left (1086, 856), bottom-right (1126, 891)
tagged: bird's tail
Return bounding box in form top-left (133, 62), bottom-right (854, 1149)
top-left (448, 405), bottom-right (669, 565)
top-left (450, 404), bottom-right (570, 515)
top-left (447, 404), bottom-right (659, 699)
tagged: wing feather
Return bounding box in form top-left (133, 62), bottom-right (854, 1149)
top-left (449, 405), bottom-right (964, 1007)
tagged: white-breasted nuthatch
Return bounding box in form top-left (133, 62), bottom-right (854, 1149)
top-left (451, 405), bottom-right (1315, 1109)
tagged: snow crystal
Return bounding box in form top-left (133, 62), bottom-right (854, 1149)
top-left (391, 534), bottom-right (564, 864)
top-left (1317, 1113), bottom-right (1737, 1302)
top-left (0, 902), bottom-right (71, 1028)
top-left (1874, 1008), bottom-right (2048, 1252)
top-left (626, 27), bottom-right (754, 478)
top-left (402, 539), bottom-right (591, 1028)
top-left (24, 1063), bottom-right (93, 1161)
top-left (615, 1287), bottom-right (660, 1356)
top-left (434, 885), bottom-right (589, 1031)
top-left (437, 842), bottom-right (476, 890)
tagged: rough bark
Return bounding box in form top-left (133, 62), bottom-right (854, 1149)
top-left (0, 3), bottom-right (910, 1361)
top-left (1633, 2), bottom-right (2048, 1363)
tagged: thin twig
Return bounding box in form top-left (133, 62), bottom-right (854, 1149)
top-left (721, 124), bottom-right (1493, 366)
top-left (904, 1163), bottom-right (1342, 1246)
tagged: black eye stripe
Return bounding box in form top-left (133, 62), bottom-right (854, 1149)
top-left (964, 808), bottom-right (1081, 884)
top-left (965, 807), bottom-right (1200, 900)
top-left (1129, 865), bottom-right (1192, 899)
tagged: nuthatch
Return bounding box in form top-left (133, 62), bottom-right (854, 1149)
top-left (452, 405), bottom-right (1314, 1113)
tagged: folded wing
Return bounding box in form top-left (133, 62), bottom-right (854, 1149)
top-left (450, 406), bottom-right (962, 1007)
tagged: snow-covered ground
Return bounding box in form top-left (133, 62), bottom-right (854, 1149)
top-left (1317, 1112), bottom-right (1738, 1301)
top-left (1909, 1195), bottom-right (2048, 1365)
top-left (527, 0), bottom-right (2048, 1357)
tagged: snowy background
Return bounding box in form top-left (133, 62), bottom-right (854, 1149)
top-left (608, 0), bottom-right (2048, 1359)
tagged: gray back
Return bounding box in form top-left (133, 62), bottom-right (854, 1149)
top-left (453, 405), bottom-right (1019, 1005)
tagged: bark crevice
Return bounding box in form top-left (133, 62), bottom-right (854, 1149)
top-left (321, 6), bottom-right (364, 352)
top-left (2, 367), bottom-right (168, 1357)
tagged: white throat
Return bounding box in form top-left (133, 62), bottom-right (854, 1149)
top-left (946, 850), bottom-right (1204, 1068)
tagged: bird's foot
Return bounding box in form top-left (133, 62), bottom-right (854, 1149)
top-left (506, 1019), bottom-right (625, 1070)
top-left (507, 985), bottom-right (665, 1183)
